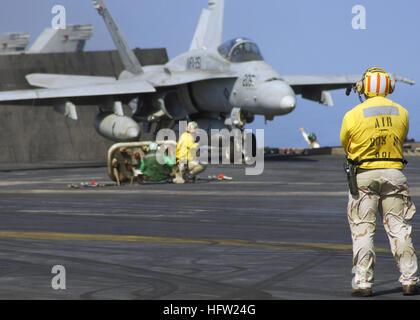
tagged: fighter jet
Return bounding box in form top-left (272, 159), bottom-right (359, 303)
top-left (0, 0), bottom-right (414, 145)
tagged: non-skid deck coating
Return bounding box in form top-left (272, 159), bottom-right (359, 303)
top-left (0, 154), bottom-right (419, 300)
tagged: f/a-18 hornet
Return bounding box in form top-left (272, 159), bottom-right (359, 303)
top-left (0, 0), bottom-right (414, 147)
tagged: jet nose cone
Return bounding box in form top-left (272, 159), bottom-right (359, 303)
top-left (256, 80), bottom-right (296, 115)
top-left (280, 95), bottom-right (296, 111)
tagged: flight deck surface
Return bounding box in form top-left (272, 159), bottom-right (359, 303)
top-left (0, 154), bottom-right (419, 300)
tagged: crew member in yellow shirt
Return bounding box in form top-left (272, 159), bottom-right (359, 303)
top-left (340, 67), bottom-right (418, 297)
top-left (173, 121), bottom-right (205, 184)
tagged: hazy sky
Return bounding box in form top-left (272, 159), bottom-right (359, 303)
top-left (1, 0), bottom-right (419, 148)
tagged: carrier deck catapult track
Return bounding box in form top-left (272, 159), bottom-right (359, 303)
top-left (0, 154), bottom-right (419, 300)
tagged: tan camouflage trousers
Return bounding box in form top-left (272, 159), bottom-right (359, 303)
top-left (347, 168), bottom-right (418, 288)
top-left (187, 160), bottom-right (206, 175)
top-left (173, 161), bottom-right (206, 184)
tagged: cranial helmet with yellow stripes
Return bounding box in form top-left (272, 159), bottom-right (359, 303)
top-left (187, 121), bottom-right (198, 133)
top-left (356, 67), bottom-right (395, 98)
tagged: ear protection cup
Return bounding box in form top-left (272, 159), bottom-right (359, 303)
top-left (388, 79), bottom-right (395, 94)
top-left (356, 80), bottom-right (364, 94)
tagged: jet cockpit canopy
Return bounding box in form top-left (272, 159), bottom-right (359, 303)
top-left (217, 37), bottom-right (263, 63)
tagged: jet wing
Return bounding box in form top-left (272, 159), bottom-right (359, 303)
top-left (280, 74), bottom-right (415, 106)
top-left (26, 71), bottom-right (237, 89)
top-left (280, 74), bottom-right (415, 91)
top-left (26, 73), bottom-right (117, 88)
top-left (0, 75), bottom-right (156, 105)
top-left (0, 70), bottom-right (234, 106)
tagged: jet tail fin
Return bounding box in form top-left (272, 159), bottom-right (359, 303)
top-left (93, 0), bottom-right (143, 75)
top-left (28, 24), bottom-right (93, 53)
top-left (189, 0), bottom-right (224, 51)
top-left (0, 33), bottom-right (30, 54)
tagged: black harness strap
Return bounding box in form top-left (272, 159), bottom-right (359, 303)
top-left (348, 158), bottom-right (407, 166)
